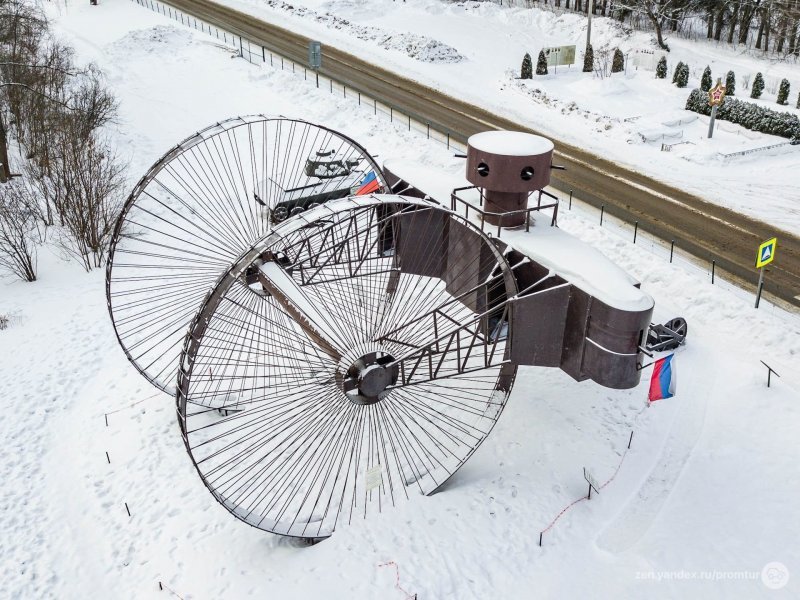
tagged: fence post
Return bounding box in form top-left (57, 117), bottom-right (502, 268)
top-left (633, 221), bottom-right (638, 243)
top-left (374, 99), bottom-right (377, 115)
top-left (670, 240), bottom-right (675, 263)
top-left (600, 205), bottom-right (605, 226)
top-left (263, 47), bottom-right (266, 62)
top-left (711, 260), bottom-right (716, 284)
top-left (390, 107), bottom-right (393, 122)
top-left (447, 133), bottom-right (450, 149)
top-left (427, 122), bottom-right (430, 138)
top-left (408, 114), bottom-right (411, 131)
top-left (568, 189), bottom-right (573, 210)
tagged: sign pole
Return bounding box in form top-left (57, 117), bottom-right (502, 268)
top-left (707, 105), bottom-right (718, 138)
top-left (755, 266), bottom-right (765, 308)
top-left (586, 0), bottom-right (594, 51)
top-left (707, 78), bottom-right (726, 139)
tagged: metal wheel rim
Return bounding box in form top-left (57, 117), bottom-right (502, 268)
top-left (176, 195), bottom-right (518, 538)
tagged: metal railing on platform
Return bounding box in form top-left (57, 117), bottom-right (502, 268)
top-left (450, 186), bottom-right (559, 238)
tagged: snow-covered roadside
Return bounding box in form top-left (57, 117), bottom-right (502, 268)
top-left (209, 0), bottom-right (800, 235)
top-left (0, 1), bottom-right (798, 598)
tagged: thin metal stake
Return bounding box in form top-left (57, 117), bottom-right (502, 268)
top-left (628, 431), bottom-right (634, 449)
top-left (106, 452), bottom-right (110, 464)
top-left (760, 360), bottom-right (780, 387)
top-left (670, 240), bottom-right (675, 263)
top-left (633, 221), bottom-right (638, 244)
top-left (569, 189), bottom-right (573, 210)
top-left (427, 122), bottom-right (430, 138)
top-left (408, 115), bottom-right (411, 131)
top-left (755, 266), bottom-right (765, 308)
top-left (125, 502), bottom-right (131, 517)
top-left (600, 205), bottom-right (605, 226)
top-left (104, 413), bottom-right (108, 427)
top-left (711, 260), bottom-right (716, 284)
top-left (539, 532), bottom-right (543, 546)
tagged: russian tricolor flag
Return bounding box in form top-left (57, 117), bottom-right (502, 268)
top-left (353, 171), bottom-right (380, 195)
top-left (648, 354), bottom-right (677, 402)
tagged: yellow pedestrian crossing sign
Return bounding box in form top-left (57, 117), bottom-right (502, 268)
top-left (756, 237), bottom-right (777, 268)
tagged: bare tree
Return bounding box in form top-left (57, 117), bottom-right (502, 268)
top-left (617, 0), bottom-right (692, 50)
top-left (593, 46), bottom-right (614, 78)
top-left (48, 130), bottom-right (126, 271)
top-left (0, 177), bottom-right (42, 280)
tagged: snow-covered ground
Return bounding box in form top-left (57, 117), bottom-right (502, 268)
top-left (1, 1), bottom-right (799, 598)
top-left (208, 0), bottom-right (800, 236)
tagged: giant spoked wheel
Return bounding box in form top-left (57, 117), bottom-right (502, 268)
top-left (177, 195), bottom-right (519, 538)
top-left (106, 115), bottom-right (385, 392)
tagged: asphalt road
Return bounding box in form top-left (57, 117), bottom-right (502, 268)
top-left (162, 0), bottom-right (800, 310)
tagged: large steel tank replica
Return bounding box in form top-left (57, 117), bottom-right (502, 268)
top-left (107, 117), bottom-right (657, 540)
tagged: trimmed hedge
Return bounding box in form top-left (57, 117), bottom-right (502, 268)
top-left (685, 88), bottom-right (800, 140)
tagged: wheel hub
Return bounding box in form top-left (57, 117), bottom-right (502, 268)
top-left (341, 351), bottom-right (398, 405)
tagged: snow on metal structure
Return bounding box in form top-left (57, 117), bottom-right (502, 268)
top-left (108, 119), bottom-right (657, 540)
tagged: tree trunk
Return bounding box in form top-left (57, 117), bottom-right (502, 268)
top-left (790, 19), bottom-right (799, 55)
top-left (707, 9), bottom-right (714, 38)
top-left (714, 6), bottom-right (725, 40)
top-left (728, 3), bottom-right (739, 44)
top-left (649, 13), bottom-right (669, 50)
top-left (739, 1), bottom-right (761, 44)
top-left (777, 15), bottom-right (788, 52)
top-left (755, 13), bottom-right (765, 48)
top-left (0, 112), bottom-right (10, 183)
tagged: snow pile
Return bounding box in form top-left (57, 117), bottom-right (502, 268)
top-left (107, 23), bottom-right (193, 53)
top-left (262, 0), bottom-right (465, 62)
top-left (379, 32), bottom-right (464, 62)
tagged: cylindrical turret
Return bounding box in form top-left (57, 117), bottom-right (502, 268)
top-left (466, 131), bottom-right (555, 226)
